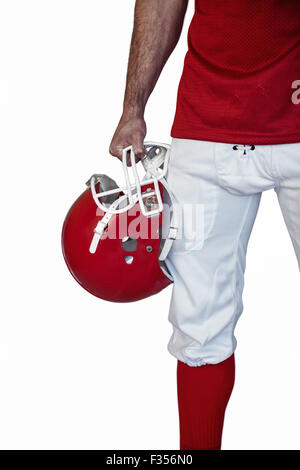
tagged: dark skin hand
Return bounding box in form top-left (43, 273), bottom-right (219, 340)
top-left (109, 0), bottom-right (189, 163)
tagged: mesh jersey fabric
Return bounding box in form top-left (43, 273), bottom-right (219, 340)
top-left (171, 0), bottom-right (300, 144)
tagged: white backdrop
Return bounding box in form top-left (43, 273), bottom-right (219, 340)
top-left (0, 0), bottom-right (300, 450)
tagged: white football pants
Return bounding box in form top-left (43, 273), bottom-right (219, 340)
top-left (165, 138), bottom-right (300, 367)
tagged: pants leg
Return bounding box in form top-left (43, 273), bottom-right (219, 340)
top-left (166, 139), bottom-right (262, 366)
top-left (273, 143), bottom-right (300, 269)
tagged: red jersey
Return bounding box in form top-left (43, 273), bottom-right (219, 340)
top-left (171, 0), bottom-right (300, 144)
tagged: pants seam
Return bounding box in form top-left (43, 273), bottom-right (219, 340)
top-left (231, 196), bottom-right (254, 339)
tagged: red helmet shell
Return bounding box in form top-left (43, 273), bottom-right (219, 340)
top-left (62, 187), bottom-right (171, 302)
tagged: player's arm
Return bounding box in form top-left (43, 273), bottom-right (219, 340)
top-left (109, 0), bottom-right (189, 160)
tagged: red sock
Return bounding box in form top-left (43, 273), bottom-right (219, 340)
top-left (177, 354), bottom-right (235, 450)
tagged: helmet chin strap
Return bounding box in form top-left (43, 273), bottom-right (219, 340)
top-left (88, 142), bottom-right (179, 259)
top-left (89, 194), bottom-right (134, 254)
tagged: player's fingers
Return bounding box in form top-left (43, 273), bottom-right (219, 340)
top-left (132, 134), bottom-right (146, 161)
top-left (109, 142), bottom-right (123, 160)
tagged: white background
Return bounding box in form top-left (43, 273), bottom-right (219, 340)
top-left (0, 0), bottom-right (300, 450)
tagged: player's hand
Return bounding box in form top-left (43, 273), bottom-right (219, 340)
top-left (109, 114), bottom-right (147, 165)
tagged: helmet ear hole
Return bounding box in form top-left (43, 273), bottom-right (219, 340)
top-left (122, 237), bottom-right (138, 252)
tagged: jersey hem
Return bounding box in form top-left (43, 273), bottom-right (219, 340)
top-left (171, 127), bottom-right (300, 145)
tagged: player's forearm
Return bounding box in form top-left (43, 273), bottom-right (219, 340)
top-left (123, 0), bottom-right (189, 118)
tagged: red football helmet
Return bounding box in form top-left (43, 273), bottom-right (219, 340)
top-left (62, 142), bottom-right (178, 302)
